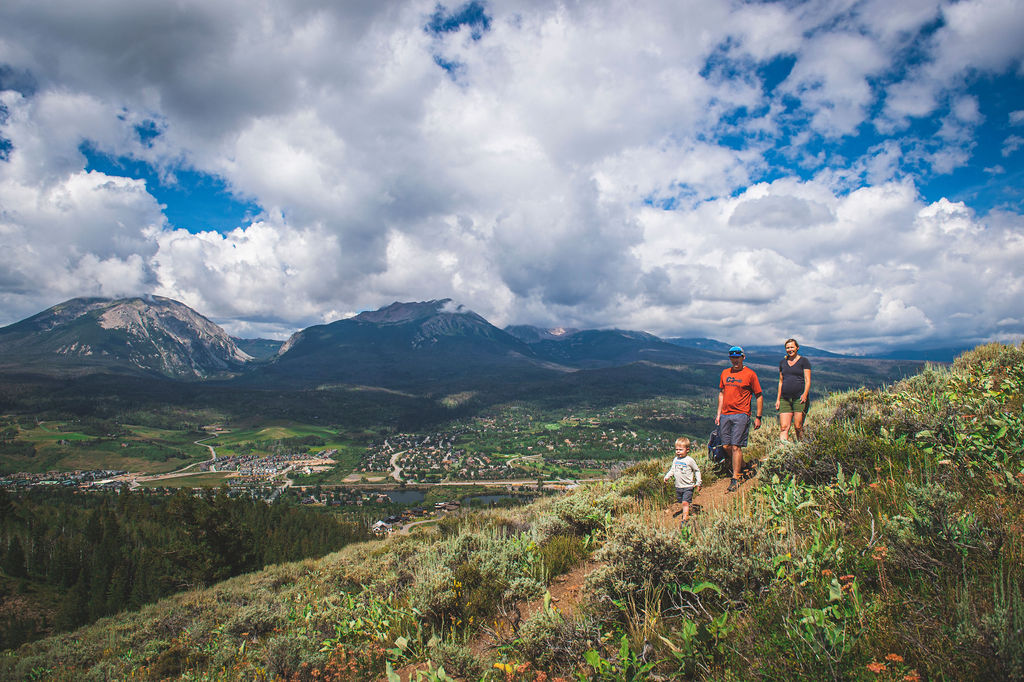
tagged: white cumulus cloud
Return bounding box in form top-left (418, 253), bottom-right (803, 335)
top-left (0, 0), bottom-right (1022, 352)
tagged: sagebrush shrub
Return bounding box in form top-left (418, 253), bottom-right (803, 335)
top-left (433, 640), bottom-right (486, 680)
top-left (453, 559), bottom-right (509, 625)
top-left (982, 569), bottom-right (1024, 680)
top-left (759, 436), bottom-right (841, 484)
top-left (692, 511), bottom-right (779, 601)
top-left (823, 388), bottom-right (885, 432)
top-left (585, 518), bottom-right (695, 613)
top-left (81, 660), bottom-right (122, 682)
top-left (550, 488), bottom-right (627, 535)
top-left (952, 341), bottom-right (1024, 371)
top-left (265, 632), bottom-right (311, 677)
top-left (613, 459), bottom-right (674, 504)
top-left (513, 609), bottom-right (601, 671)
top-left (437, 513), bottom-right (466, 538)
top-left (538, 534), bottom-right (588, 578)
top-left (886, 482), bottom-right (993, 571)
top-left (483, 510), bottom-right (531, 538)
top-left (762, 424), bottom-right (921, 485)
top-left (223, 601), bottom-right (286, 637)
top-left (532, 513), bottom-right (572, 544)
top-left (408, 528), bottom-right (525, 628)
top-left (504, 575), bottom-right (545, 603)
top-left (407, 558), bottom-right (456, 625)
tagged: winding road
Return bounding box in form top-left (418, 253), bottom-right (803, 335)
top-left (127, 435), bottom-right (221, 488)
top-left (389, 450), bottom-right (406, 482)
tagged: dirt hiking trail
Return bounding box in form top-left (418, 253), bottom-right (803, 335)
top-left (528, 467), bottom-right (759, 623)
top-left (390, 467), bottom-right (762, 681)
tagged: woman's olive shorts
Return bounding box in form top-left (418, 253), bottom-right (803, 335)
top-left (778, 395), bottom-right (809, 414)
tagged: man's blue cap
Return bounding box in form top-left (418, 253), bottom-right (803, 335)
top-left (728, 346), bottom-right (744, 356)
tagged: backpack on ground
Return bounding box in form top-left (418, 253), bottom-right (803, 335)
top-left (708, 425), bottom-right (758, 479)
top-left (708, 427), bottom-right (729, 474)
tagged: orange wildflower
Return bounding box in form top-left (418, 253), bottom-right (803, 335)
top-left (821, 569), bottom-right (833, 577)
top-left (886, 653), bottom-right (905, 663)
top-left (867, 661), bottom-right (887, 674)
top-left (904, 671), bottom-right (922, 682)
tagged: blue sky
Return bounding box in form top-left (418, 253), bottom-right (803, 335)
top-left (1, 0), bottom-right (1023, 352)
top-left (81, 144), bottom-right (261, 233)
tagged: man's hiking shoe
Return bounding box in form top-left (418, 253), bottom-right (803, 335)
top-left (727, 478), bottom-right (740, 492)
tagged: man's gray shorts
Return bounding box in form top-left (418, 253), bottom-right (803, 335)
top-left (719, 413), bottom-right (750, 447)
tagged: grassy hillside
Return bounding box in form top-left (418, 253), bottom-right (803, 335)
top-left (0, 419), bottom-right (209, 475)
top-left (2, 343), bottom-right (1021, 681)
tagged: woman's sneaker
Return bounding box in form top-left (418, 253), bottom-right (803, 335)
top-left (727, 478), bottom-right (739, 492)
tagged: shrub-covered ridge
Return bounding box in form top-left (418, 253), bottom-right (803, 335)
top-left (2, 342), bottom-right (1022, 680)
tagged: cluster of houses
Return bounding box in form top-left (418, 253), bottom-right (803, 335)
top-left (290, 487), bottom-right (392, 506)
top-left (534, 426), bottom-right (666, 459)
top-left (0, 469), bottom-right (128, 490)
top-left (199, 449), bottom-right (337, 478)
top-left (370, 500), bottom-right (462, 536)
top-left (360, 430), bottom-right (539, 483)
top-left (399, 452), bottom-right (534, 483)
top-left (359, 432), bottom-right (465, 473)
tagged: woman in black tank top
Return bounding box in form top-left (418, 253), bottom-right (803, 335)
top-left (775, 338), bottom-right (811, 441)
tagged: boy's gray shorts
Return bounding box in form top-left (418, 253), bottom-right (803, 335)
top-left (719, 413), bottom-right (750, 447)
top-left (675, 487), bottom-right (694, 503)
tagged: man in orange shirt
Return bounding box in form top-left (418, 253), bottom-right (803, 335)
top-left (716, 346), bottom-right (763, 492)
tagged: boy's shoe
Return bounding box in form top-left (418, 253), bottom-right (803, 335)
top-left (727, 478), bottom-right (739, 492)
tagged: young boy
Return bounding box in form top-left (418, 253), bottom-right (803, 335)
top-left (663, 437), bottom-right (702, 525)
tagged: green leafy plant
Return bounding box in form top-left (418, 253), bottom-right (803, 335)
top-left (578, 634), bottom-right (658, 681)
top-left (657, 608), bottom-right (733, 678)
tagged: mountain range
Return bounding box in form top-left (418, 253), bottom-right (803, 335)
top-left (0, 295), bottom-right (936, 431)
top-left (0, 296), bottom-right (935, 393)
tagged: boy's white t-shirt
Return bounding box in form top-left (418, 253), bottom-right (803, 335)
top-left (664, 455), bottom-right (702, 489)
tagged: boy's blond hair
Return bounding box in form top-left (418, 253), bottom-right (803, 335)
top-left (674, 437), bottom-right (691, 449)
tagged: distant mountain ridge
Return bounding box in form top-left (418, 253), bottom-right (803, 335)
top-left (871, 346), bottom-right (974, 362)
top-left (504, 325), bottom-right (582, 343)
top-left (506, 325), bottom-right (721, 368)
top-left (260, 299), bottom-right (554, 391)
top-left (664, 338), bottom-right (845, 359)
top-left (0, 296), bottom-right (251, 379)
top-left (231, 337), bottom-right (283, 361)
top-left (0, 297), bottom-right (941, 389)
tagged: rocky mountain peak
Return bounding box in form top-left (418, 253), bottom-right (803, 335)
top-left (353, 299), bottom-right (483, 325)
top-left (0, 296), bottom-right (252, 379)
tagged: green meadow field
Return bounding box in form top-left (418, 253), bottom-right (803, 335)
top-left (0, 420), bottom-right (208, 475)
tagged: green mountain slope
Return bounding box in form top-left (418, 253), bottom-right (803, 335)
top-left (4, 343), bottom-right (1021, 680)
top-left (251, 299), bottom-right (561, 392)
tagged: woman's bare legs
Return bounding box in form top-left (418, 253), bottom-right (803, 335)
top-left (792, 411), bottom-right (806, 441)
top-left (779, 411), bottom-right (794, 441)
